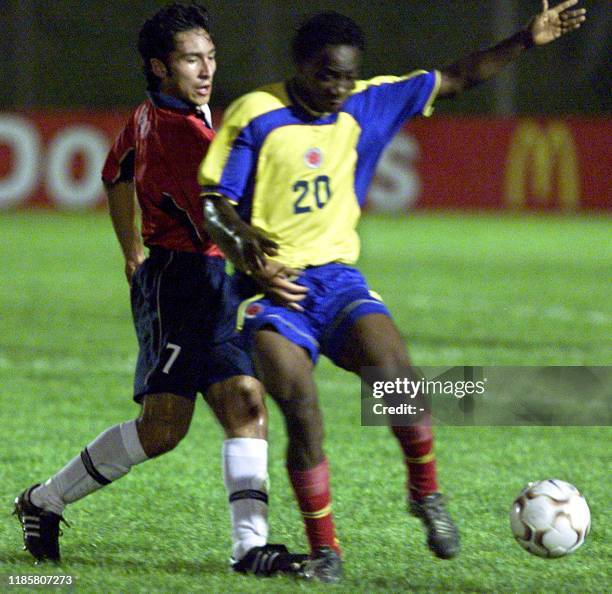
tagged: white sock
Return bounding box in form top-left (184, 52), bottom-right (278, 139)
top-left (30, 420), bottom-right (148, 515)
top-left (223, 438), bottom-right (269, 560)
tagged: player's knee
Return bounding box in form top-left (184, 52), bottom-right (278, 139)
top-left (139, 418), bottom-right (188, 456)
top-left (207, 376), bottom-right (268, 438)
top-left (137, 392), bottom-right (194, 454)
top-left (234, 375), bottom-right (266, 413)
top-left (227, 376), bottom-right (267, 434)
top-left (136, 408), bottom-right (191, 457)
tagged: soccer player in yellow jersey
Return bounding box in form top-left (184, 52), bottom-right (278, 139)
top-left (199, 2), bottom-right (586, 582)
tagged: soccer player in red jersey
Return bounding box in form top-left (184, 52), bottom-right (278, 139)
top-left (14, 3), bottom-right (307, 575)
top-left (199, 2), bottom-right (586, 582)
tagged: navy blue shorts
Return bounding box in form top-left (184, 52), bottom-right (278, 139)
top-left (234, 263), bottom-right (391, 365)
top-left (130, 248), bottom-right (254, 402)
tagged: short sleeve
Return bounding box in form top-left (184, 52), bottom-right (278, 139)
top-left (101, 112), bottom-right (136, 185)
top-left (345, 70), bottom-right (441, 140)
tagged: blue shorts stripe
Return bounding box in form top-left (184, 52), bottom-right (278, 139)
top-left (324, 298), bottom-right (386, 341)
top-left (266, 314), bottom-right (320, 347)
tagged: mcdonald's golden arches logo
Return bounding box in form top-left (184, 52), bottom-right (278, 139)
top-left (504, 121), bottom-right (580, 210)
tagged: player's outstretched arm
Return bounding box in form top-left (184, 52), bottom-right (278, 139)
top-left (438, 0), bottom-right (586, 98)
top-left (105, 181), bottom-right (145, 286)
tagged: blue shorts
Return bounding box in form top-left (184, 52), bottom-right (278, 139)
top-left (131, 248), bottom-right (254, 402)
top-left (234, 263), bottom-right (391, 365)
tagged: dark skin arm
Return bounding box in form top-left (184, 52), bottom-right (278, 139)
top-left (203, 194), bottom-right (308, 310)
top-left (438, 0), bottom-right (586, 98)
top-left (203, 194), bottom-right (277, 272)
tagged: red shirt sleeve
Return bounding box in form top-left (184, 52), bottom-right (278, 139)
top-left (101, 111), bottom-right (136, 185)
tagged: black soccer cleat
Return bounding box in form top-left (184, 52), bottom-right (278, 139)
top-left (13, 484), bottom-right (67, 563)
top-left (231, 543), bottom-right (309, 577)
top-left (410, 492), bottom-right (460, 559)
top-left (300, 547), bottom-right (343, 583)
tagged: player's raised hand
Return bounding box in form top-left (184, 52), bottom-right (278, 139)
top-left (529, 0), bottom-right (586, 46)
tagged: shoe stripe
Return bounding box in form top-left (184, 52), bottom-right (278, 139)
top-left (251, 551), bottom-right (262, 574)
top-left (81, 448), bottom-right (112, 486)
top-left (265, 552), bottom-right (279, 572)
top-left (433, 526), bottom-right (455, 533)
top-left (233, 546), bottom-right (299, 576)
top-left (15, 486), bottom-right (65, 562)
top-left (248, 550), bottom-right (281, 575)
top-left (259, 552), bottom-right (268, 574)
top-left (257, 552), bottom-right (267, 574)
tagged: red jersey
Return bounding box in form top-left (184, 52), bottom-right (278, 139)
top-left (102, 92), bottom-right (222, 256)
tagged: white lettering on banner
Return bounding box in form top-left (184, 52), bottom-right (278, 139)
top-left (367, 133), bottom-right (421, 212)
top-left (47, 126), bottom-right (109, 208)
top-left (0, 115), bottom-right (41, 208)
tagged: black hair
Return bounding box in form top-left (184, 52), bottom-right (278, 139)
top-left (292, 11), bottom-right (365, 65)
top-left (138, 2), bottom-right (212, 91)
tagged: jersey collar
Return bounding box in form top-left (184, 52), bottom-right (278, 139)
top-left (148, 91), bottom-right (213, 128)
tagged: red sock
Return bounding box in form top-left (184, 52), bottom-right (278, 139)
top-left (391, 423), bottom-right (438, 500)
top-left (288, 458), bottom-right (341, 556)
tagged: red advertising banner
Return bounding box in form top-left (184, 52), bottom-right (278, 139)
top-left (0, 112), bottom-right (609, 211)
top-left (369, 117), bottom-right (610, 212)
top-left (0, 111), bottom-right (127, 209)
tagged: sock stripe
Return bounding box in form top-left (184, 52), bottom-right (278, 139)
top-left (301, 503), bottom-right (332, 519)
top-left (80, 448), bottom-right (112, 486)
top-left (405, 452), bottom-right (436, 464)
top-left (229, 489), bottom-right (269, 505)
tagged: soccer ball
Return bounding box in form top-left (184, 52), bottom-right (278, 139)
top-left (509, 479), bottom-right (590, 558)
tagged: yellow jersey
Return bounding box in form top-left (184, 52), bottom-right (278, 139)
top-left (199, 70), bottom-right (440, 268)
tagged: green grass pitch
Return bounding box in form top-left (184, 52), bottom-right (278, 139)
top-left (1, 211), bottom-right (610, 593)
